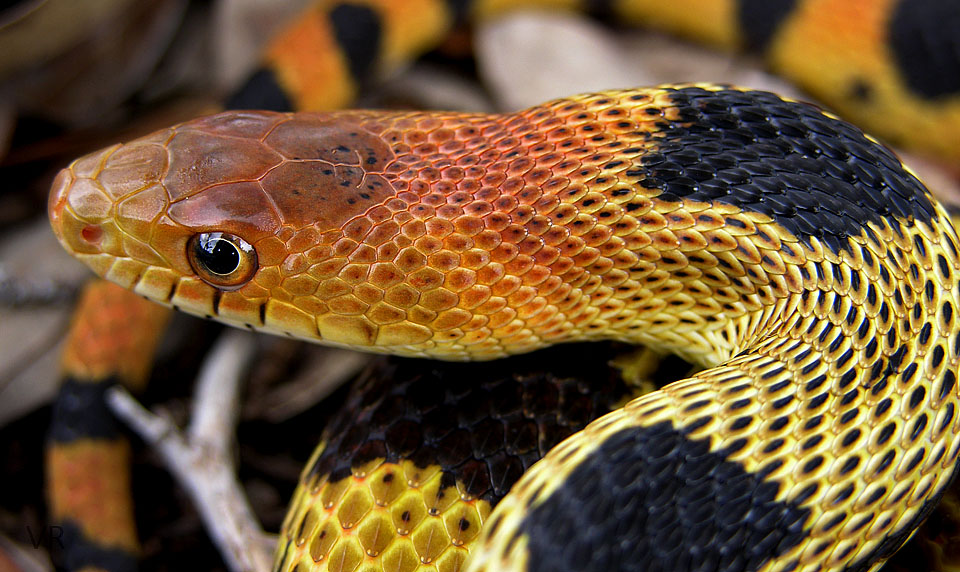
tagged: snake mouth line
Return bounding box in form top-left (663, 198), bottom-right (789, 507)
top-left (104, 257), bottom-right (332, 342)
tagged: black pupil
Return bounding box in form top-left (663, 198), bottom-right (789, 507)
top-left (198, 237), bottom-right (240, 275)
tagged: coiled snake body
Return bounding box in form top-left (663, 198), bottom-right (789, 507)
top-left (49, 84), bottom-right (960, 571)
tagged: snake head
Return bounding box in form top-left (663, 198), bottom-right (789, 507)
top-left (48, 109), bottom-right (464, 354)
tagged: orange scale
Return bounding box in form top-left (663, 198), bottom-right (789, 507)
top-left (332, 238), bottom-right (360, 258)
top-left (454, 216), bottom-right (486, 236)
top-left (316, 278), bottom-right (351, 301)
top-left (491, 275), bottom-right (522, 298)
top-left (478, 148), bottom-right (502, 163)
top-left (339, 263), bottom-right (370, 285)
top-left (307, 257), bottom-right (346, 280)
top-left (428, 251), bottom-right (461, 272)
top-left (490, 243), bottom-right (520, 265)
top-left (429, 128), bottom-right (456, 144)
top-left (101, 143), bottom-right (168, 200)
top-left (441, 166), bottom-right (465, 181)
top-left (353, 284), bottom-right (384, 305)
top-left (460, 249), bottom-right (491, 269)
top-left (541, 226), bottom-right (570, 247)
top-left (443, 268), bottom-right (477, 293)
top-left (394, 248), bottom-right (427, 274)
top-left (570, 166), bottom-right (601, 183)
top-left (443, 235), bottom-right (473, 257)
top-left (533, 246), bottom-right (561, 266)
top-left (498, 177), bottom-right (522, 196)
top-left (524, 307), bottom-right (560, 331)
top-left (384, 198), bottom-right (408, 213)
top-left (370, 262), bottom-right (404, 288)
top-left (542, 279), bottom-right (571, 302)
top-left (343, 219), bottom-right (373, 242)
top-left (573, 248), bottom-right (602, 269)
top-left (549, 257), bottom-right (576, 276)
top-left (416, 117), bottom-right (444, 131)
top-left (280, 253), bottom-right (311, 277)
top-left (457, 284), bottom-right (492, 308)
top-left (163, 131), bottom-right (281, 200)
top-left (439, 140), bottom-right (467, 156)
top-left (377, 242), bottom-right (400, 261)
top-left (384, 284), bottom-right (419, 308)
top-left (408, 180), bottom-right (430, 195)
top-left (347, 245), bottom-right (377, 264)
top-left (432, 308), bottom-right (473, 331)
top-left (444, 189), bottom-right (473, 206)
top-left (583, 227), bottom-right (615, 247)
top-left (601, 268), bottom-right (631, 287)
top-left (489, 196), bottom-right (517, 215)
top-left (542, 178), bottom-right (570, 199)
top-left (516, 188), bottom-right (543, 208)
top-left (507, 286), bottom-right (538, 307)
top-left (412, 236), bottom-right (442, 255)
top-left (403, 130), bottom-right (428, 146)
top-left (611, 250), bottom-right (640, 269)
top-left (476, 264), bottom-right (505, 286)
top-left (522, 265), bottom-right (554, 287)
top-left (405, 305), bottom-right (438, 325)
top-left (559, 236), bottom-right (587, 257)
top-left (454, 125), bottom-right (479, 138)
top-left (598, 238), bottom-right (626, 258)
top-left (397, 191), bottom-right (420, 205)
top-left (436, 204), bottom-right (463, 220)
top-left (409, 268), bottom-right (445, 290)
top-left (533, 195), bottom-right (560, 216)
top-left (425, 218), bottom-right (454, 238)
top-left (367, 206), bottom-right (394, 224)
top-left (495, 138), bottom-right (521, 154)
top-left (327, 294), bottom-right (368, 315)
top-left (506, 157), bottom-right (536, 178)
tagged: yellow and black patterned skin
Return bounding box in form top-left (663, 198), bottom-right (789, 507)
top-left (236, 0), bottom-right (960, 164)
top-left (274, 344), bottom-right (648, 571)
top-left (48, 83), bottom-right (960, 571)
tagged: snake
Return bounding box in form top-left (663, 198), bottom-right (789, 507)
top-left (48, 79), bottom-right (960, 572)
top-left (41, 0), bottom-right (960, 569)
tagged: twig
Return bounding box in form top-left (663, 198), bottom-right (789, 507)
top-left (0, 531), bottom-right (54, 572)
top-left (107, 329), bottom-right (274, 572)
top-left (253, 347), bottom-right (367, 423)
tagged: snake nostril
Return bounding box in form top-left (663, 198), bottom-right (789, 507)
top-left (81, 224), bottom-right (103, 244)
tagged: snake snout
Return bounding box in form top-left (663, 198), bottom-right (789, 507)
top-left (47, 141), bottom-right (170, 272)
top-left (47, 163), bottom-right (113, 258)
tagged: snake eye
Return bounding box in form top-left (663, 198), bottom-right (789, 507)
top-left (187, 232), bottom-right (257, 290)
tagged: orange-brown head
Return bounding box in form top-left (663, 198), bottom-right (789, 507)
top-left (49, 107), bottom-right (555, 360)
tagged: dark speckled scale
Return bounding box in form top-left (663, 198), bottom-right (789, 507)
top-left (303, 343), bottom-right (646, 503)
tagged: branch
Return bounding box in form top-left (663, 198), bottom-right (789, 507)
top-left (107, 329), bottom-right (274, 572)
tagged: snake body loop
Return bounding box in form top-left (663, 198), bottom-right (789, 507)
top-left (49, 84), bottom-right (960, 571)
